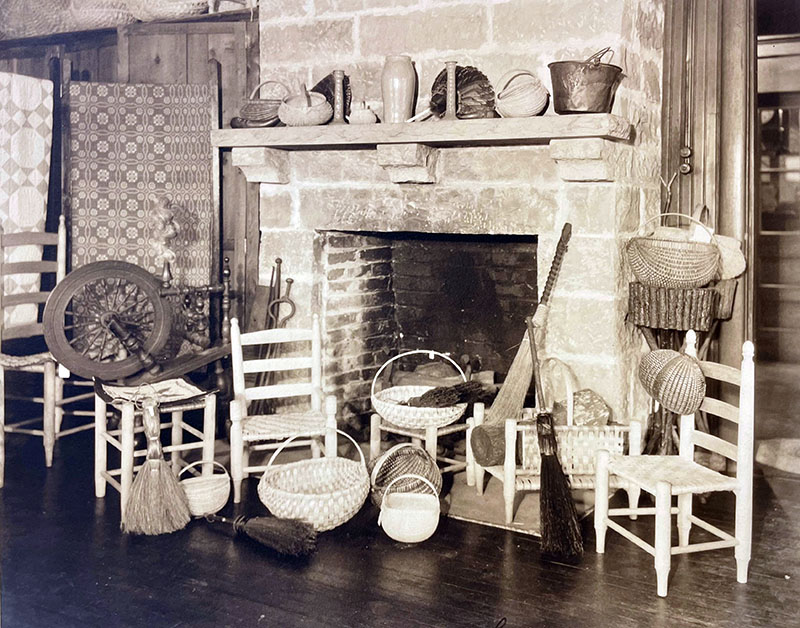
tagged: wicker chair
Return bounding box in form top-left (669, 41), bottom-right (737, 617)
top-left (595, 331), bottom-right (755, 597)
top-left (228, 315), bottom-right (337, 504)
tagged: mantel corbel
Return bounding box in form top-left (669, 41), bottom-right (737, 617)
top-left (231, 147), bottom-right (289, 184)
top-left (376, 143), bottom-right (437, 183)
top-left (549, 137), bottom-right (630, 183)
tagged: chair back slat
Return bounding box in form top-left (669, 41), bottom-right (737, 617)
top-left (698, 360), bottom-right (741, 386)
top-left (243, 355), bottom-right (313, 375)
top-left (2, 322), bottom-right (44, 340)
top-left (1, 232), bottom-right (59, 247)
top-left (245, 382), bottom-right (314, 402)
top-left (3, 292), bottom-right (50, 307)
top-left (1, 261), bottom-right (59, 276)
top-left (692, 430), bottom-right (738, 462)
top-left (239, 327), bottom-right (313, 346)
top-left (699, 397), bottom-right (739, 423)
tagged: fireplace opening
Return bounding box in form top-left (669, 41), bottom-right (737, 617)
top-left (315, 230), bottom-right (538, 422)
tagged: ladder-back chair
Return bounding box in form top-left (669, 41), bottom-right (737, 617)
top-left (594, 330), bottom-right (755, 597)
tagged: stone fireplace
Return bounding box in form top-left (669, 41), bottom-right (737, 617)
top-left (213, 0), bottom-right (664, 429)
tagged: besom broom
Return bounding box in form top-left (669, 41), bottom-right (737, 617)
top-left (122, 397), bottom-right (191, 535)
top-left (206, 514), bottom-right (317, 557)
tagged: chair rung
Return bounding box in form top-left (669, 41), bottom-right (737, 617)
top-left (606, 518), bottom-right (655, 555)
top-left (59, 391), bottom-right (95, 404)
top-left (4, 417), bottom-right (43, 429)
top-left (608, 506), bottom-right (680, 517)
top-left (57, 423), bottom-right (94, 437)
top-left (6, 395), bottom-right (44, 404)
top-left (163, 442), bottom-right (206, 454)
top-left (179, 423), bottom-right (205, 440)
top-left (672, 539), bottom-right (736, 555)
top-left (102, 431), bottom-right (122, 451)
top-left (689, 514), bottom-right (737, 542)
top-left (100, 472), bottom-right (122, 492)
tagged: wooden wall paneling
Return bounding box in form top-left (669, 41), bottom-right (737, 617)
top-left (125, 33), bottom-right (189, 84)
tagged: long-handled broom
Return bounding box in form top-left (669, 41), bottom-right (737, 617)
top-left (205, 514), bottom-right (317, 557)
top-left (526, 316), bottom-right (583, 562)
top-left (122, 397), bottom-right (191, 535)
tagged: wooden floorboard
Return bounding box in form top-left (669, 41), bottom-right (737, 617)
top-left (1, 424), bottom-right (799, 627)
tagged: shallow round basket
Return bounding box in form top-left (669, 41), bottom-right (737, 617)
top-left (257, 430), bottom-right (369, 532)
top-left (370, 350), bottom-right (468, 430)
top-left (367, 443), bottom-right (442, 508)
top-left (378, 474), bottom-right (440, 543)
top-left (179, 461), bottom-right (231, 517)
top-left (495, 69), bottom-right (549, 118)
top-left (278, 91), bottom-right (333, 127)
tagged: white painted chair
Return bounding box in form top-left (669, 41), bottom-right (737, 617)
top-left (1, 216), bottom-right (93, 487)
top-left (466, 359), bottom-right (642, 525)
top-left (94, 379), bottom-right (217, 524)
top-left (229, 315), bottom-right (337, 503)
top-left (595, 331), bottom-right (755, 597)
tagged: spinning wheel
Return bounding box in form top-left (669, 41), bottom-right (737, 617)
top-left (43, 260), bottom-right (174, 380)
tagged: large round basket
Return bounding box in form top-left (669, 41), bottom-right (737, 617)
top-left (179, 460), bottom-right (231, 517)
top-left (257, 430), bottom-right (369, 532)
top-left (625, 213), bottom-right (721, 289)
top-left (370, 350), bottom-right (468, 430)
top-left (367, 443), bottom-right (442, 508)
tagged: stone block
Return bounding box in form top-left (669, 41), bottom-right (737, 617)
top-left (259, 0), bottom-right (309, 18)
top-left (493, 0), bottom-right (625, 47)
top-left (438, 145), bottom-right (558, 184)
top-left (377, 144), bottom-right (438, 183)
top-left (315, 0), bottom-right (417, 14)
top-left (258, 229), bottom-right (315, 282)
top-left (232, 147), bottom-right (289, 184)
top-left (260, 20), bottom-right (354, 64)
top-left (259, 188), bottom-right (294, 230)
top-left (359, 7), bottom-right (488, 57)
top-left (291, 150), bottom-right (385, 184)
top-left (553, 234), bottom-right (627, 296)
top-left (562, 184), bottom-right (640, 234)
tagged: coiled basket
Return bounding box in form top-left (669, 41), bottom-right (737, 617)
top-left (258, 430), bottom-right (369, 532)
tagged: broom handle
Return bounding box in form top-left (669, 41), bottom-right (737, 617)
top-left (526, 315), bottom-right (546, 410)
top-left (141, 398), bottom-right (164, 461)
top-left (540, 223), bottom-right (572, 307)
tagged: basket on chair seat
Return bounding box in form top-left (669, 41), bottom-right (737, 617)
top-left (257, 430), bottom-right (369, 531)
top-left (371, 350), bottom-right (467, 430)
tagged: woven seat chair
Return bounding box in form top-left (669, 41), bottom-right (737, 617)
top-left (595, 330), bottom-right (755, 597)
top-left (229, 315), bottom-right (337, 503)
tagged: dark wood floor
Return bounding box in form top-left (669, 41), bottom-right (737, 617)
top-left (2, 398), bottom-right (799, 627)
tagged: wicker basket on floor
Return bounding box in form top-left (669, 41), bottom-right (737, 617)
top-left (367, 443), bottom-right (442, 508)
top-left (179, 460), bottom-right (231, 517)
top-left (371, 350), bottom-right (467, 430)
top-left (258, 430), bottom-right (369, 531)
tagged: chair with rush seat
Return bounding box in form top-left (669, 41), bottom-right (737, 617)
top-left (594, 331), bottom-right (755, 597)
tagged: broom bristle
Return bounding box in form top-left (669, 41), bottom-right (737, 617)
top-left (233, 515), bottom-right (317, 557)
top-left (122, 460), bottom-right (191, 535)
top-left (539, 455), bottom-right (584, 561)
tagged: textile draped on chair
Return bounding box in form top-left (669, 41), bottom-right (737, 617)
top-left (65, 81), bottom-right (215, 286)
top-left (0, 72), bottom-right (54, 329)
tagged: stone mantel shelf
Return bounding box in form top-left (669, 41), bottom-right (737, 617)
top-left (213, 113), bottom-right (633, 184)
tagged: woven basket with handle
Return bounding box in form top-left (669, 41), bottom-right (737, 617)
top-left (179, 460), bottom-right (230, 517)
top-left (367, 443), bottom-right (442, 508)
top-left (371, 350), bottom-right (467, 430)
top-left (626, 213), bottom-right (721, 289)
top-left (257, 430), bottom-right (369, 532)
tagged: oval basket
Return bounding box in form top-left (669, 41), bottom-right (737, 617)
top-left (239, 80), bottom-right (288, 123)
top-left (257, 430), bottom-right (369, 532)
top-left (625, 212), bottom-right (721, 289)
top-left (367, 443), bottom-right (442, 508)
top-left (371, 350), bottom-right (467, 430)
top-left (179, 461), bottom-right (231, 517)
top-left (378, 474), bottom-right (440, 543)
top-left (639, 349), bottom-right (706, 415)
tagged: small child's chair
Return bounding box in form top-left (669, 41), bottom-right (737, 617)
top-left (594, 331), bottom-right (755, 597)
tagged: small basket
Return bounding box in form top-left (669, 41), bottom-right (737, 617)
top-left (126, 0), bottom-right (207, 21)
top-left (179, 461), bottom-right (231, 517)
top-left (278, 89), bottom-right (333, 127)
top-left (378, 474), bottom-right (440, 543)
top-left (495, 69), bottom-right (549, 118)
top-left (371, 350), bottom-right (467, 430)
top-left (239, 80), bottom-right (288, 123)
top-left (257, 430), bottom-right (369, 532)
top-left (367, 443), bottom-right (442, 508)
top-left (638, 349), bottom-right (706, 415)
top-left (625, 212), bottom-right (721, 289)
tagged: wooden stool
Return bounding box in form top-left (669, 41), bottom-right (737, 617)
top-left (93, 379), bottom-right (217, 524)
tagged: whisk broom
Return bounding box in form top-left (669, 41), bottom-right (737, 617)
top-left (206, 514), bottom-right (317, 557)
top-left (122, 397), bottom-right (191, 535)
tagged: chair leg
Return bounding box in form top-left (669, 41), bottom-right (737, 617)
top-left (1, 368), bottom-right (5, 489)
top-left (325, 414), bottom-right (337, 458)
top-left (54, 375), bottom-right (64, 434)
top-left (625, 485), bottom-right (641, 520)
top-left (595, 449), bottom-right (610, 554)
top-left (677, 493), bottom-right (692, 547)
top-left (465, 419), bottom-right (475, 487)
top-left (310, 437), bottom-right (321, 458)
top-left (424, 426), bottom-right (437, 461)
top-left (202, 394), bottom-right (216, 476)
top-left (735, 488), bottom-right (752, 583)
top-left (369, 414), bottom-right (381, 462)
top-left (94, 395), bottom-right (108, 498)
top-left (171, 410), bottom-right (184, 475)
top-left (230, 418), bottom-right (243, 504)
top-left (42, 361), bottom-right (56, 467)
top-left (654, 481), bottom-right (672, 597)
top-left (119, 402), bottom-right (136, 524)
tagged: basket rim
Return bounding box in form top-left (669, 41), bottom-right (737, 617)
top-left (259, 456), bottom-right (369, 499)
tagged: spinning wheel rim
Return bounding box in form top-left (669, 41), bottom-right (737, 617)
top-left (43, 260), bottom-right (172, 380)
